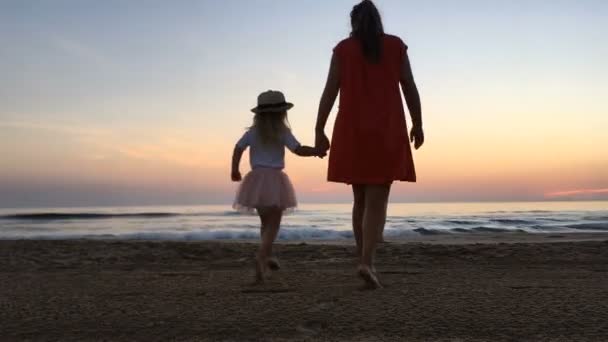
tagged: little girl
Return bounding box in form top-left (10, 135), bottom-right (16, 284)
top-left (231, 90), bottom-right (324, 282)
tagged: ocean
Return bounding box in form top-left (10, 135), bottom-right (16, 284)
top-left (0, 201), bottom-right (606, 241)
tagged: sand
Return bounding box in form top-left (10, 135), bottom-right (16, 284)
top-left (1, 233), bottom-right (608, 341)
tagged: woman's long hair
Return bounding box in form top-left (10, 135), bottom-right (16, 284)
top-left (350, 0), bottom-right (384, 63)
top-left (251, 111), bottom-right (291, 145)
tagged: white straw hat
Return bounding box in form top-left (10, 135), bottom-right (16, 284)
top-left (251, 90), bottom-right (294, 114)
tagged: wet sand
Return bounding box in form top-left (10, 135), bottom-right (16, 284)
top-left (1, 233), bottom-right (608, 341)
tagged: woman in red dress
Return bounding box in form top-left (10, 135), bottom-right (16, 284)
top-left (314, 0), bottom-right (424, 289)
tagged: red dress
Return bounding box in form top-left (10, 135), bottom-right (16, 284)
top-left (328, 35), bottom-right (417, 184)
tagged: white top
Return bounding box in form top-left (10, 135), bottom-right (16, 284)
top-left (236, 128), bottom-right (301, 169)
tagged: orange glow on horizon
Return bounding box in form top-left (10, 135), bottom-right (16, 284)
top-left (545, 188), bottom-right (608, 198)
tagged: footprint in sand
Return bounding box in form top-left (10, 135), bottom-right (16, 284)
top-left (306, 298), bottom-right (338, 313)
top-left (296, 320), bottom-right (325, 336)
top-left (240, 286), bottom-right (291, 294)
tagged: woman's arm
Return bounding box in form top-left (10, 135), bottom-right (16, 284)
top-left (231, 145), bottom-right (244, 181)
top-left (400, 52), bottom-right (424, 149)
top-left (314, 52), bottom-right (340, 151)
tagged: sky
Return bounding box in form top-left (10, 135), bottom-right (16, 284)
top-left (1, 0), bottom-right (607, 207)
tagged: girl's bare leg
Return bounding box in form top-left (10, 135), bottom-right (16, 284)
top-left (255, 208), bottom-right (270, 282)
top-left (259, 210), bottom-right (268, 240)
top-left (255, 207), bottom-right (283, 282)
top-left (258, 209), bottom-right (280, 270)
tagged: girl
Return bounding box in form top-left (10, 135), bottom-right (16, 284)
top-left (232, 90), bottom-right (324, 283)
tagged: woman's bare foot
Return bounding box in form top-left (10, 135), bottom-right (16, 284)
top-left (267, 257), bottom-right (281, 270)
top-left (358, 264), bottom-right (382, 289)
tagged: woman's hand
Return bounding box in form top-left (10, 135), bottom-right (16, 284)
top-left (410, 126), bottom-right (424, 150)
top-left (315, 147), bottom-right (327, 159)
top-left (315, 130), bottom-right (330, 154)
top-left (231, 170), bottom-right (242, 182)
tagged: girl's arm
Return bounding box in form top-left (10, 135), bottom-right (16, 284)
top-left (294, 145), bottom-right (325, 157)
top-left (231, 145), bottom-right (244, 181)
top-left (314, 51), bottom-right (340, 151)
top-left (400, 50), bottom-right (424, 149)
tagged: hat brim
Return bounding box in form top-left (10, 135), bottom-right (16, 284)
top-left (251, 102), bottom-right (294, 114)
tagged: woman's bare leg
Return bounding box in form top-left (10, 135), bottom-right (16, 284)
top-left (359, 184), bottom-right (391, 288)
top-left (377, 188), bottom-right (391, 242)
top-left (352, 184), bottom-right (366, 259)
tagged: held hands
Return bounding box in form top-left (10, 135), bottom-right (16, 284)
top-left (315, 130), bottom-right (330, 156)
top-left (315, 147), bottom-right (327, 159)
top-left (410, 125), bottom-right (424, 150)
top-left (231, 169), bottom-right (242, 182)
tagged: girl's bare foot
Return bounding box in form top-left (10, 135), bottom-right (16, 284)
top-left (254, 256), bottom-right (268, 283)
top-left (358, 264), bottom-right (382, 289)
top-left (267, 257), bottom-right (281, 270)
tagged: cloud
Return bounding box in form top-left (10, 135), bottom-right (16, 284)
top-left (46, 32), bottom-right (110, 66)
top-left (0, 120), bottom-right (107, 137)
top-left (0, 119), bottom-right (217, 168)
top-left (114, 138), bottom-right (218, 168)
top-left (545, 188), bottom-right (608, 198)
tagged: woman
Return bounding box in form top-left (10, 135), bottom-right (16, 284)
top-left (314, 0), bottom-right (423, 289)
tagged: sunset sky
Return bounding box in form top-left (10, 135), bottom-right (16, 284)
top-left (1, 0), bottom-right (607, 207)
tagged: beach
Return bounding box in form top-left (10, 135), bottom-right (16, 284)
top-left (2, 233), bottom-right (608, 341)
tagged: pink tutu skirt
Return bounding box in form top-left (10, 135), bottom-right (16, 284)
top-left (234, 168), bottom-right (297, 212)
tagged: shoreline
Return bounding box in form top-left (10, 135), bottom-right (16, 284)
top-left (1, 231), bottom-right (607, 245)
top-left (2, 235), bottom-right (608, 341)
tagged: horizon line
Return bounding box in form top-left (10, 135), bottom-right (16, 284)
top-left (1, 198), bottom-right (607, 210)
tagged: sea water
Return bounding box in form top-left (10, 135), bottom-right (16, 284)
top-left (0, 201), bottom-right (606, 241)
